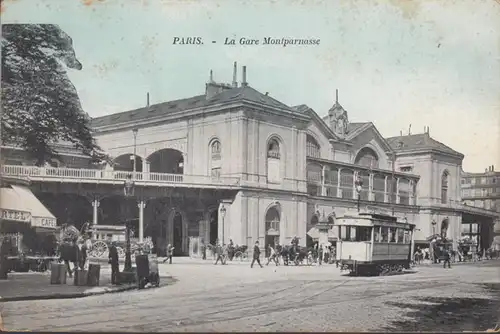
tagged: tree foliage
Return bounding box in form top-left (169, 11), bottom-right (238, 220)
top-left (1, 24), bottom-right (107, 165)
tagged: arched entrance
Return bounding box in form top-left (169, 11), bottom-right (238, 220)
top-left (265, 206), bottom-right (280, 258)
top-left (113, 154), bottom-right (143, 172)
top-left (148, 149), bottom-right (184, 174)
top-left (209, 210), bottom-right (218, 245)
top-left (173, 212), bottom-right (183, 256)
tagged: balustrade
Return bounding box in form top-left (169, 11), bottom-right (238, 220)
top-left (1, 165), bottom-right (240, 187)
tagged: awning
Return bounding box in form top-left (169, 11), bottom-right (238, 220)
top-left (0, 185), bottom-right (57, 229)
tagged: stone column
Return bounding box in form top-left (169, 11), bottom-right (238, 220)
top-left (396, 178), bottom-right (400, 204)
top-left (352, 171), bottom-right (358, 200)
top-left (369, 173), bottom-right (374, 201)
top-left (321, 165), bottom-right (327, 196)
top-left (142, 161), bottom-right (150, 180)
top-left (337, 169), bottom-right (342, 198)
top-left (384, 176), bottom-right (389, 203)
top-left (138, 200), bottom-right (146, 243)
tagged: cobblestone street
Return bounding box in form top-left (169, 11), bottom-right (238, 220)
top-left (2, 260), bottom-right (500, 332)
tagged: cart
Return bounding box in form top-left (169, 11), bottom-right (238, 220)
top-left (135, 253), bottom-right (160, 289)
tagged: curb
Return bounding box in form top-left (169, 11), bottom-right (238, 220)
top-left (0, 284), bottom-right (137, 303)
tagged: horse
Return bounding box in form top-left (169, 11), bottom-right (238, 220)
top-left (58, 241), bottom-right (80, 277)
top-left (281, 245), bottom-right (309, 266)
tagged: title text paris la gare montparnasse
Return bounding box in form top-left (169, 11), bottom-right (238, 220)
top-left (172, 36), bottom-right (321, 47)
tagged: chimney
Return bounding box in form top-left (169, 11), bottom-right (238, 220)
top-left (209, 69), bottom-right (214, 83)
top-left (408, 124), bottom-right (412, 135)
top-left (241, 66), bottom-right (248, 87)
top-left (400, 130), bottom-right (403, 136)
top-left (232, 61), bottom-right (238, 88)
top-left (146, 92), bottom-right (150, 108)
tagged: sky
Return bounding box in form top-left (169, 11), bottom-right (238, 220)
top-left (2, 0), bottom-right (499, 172)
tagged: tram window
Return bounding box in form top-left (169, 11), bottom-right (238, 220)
top-left (397, 229), bottom-right (404, 243)
top-left (374, 226), bottom-right (381, 242)
top-left (355, 226), bottom-right (372, 242)
top-left (403, 231), bottom-right (410, 244)
top-left (389, 227), bottom-right (397, 243)
top-left (381, 227), bottom-right (389, 242)
top-left (339, 225), bottom-right (349, 241)
top-left (350, 227), bottom-right (357, 241)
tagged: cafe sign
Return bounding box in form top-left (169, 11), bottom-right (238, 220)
top-left (0, 209), bottom-right (31, 223)
top-left (32, 217), bottom-right (57, 229)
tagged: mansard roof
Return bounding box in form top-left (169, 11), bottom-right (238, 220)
top-left (91, 85), bottom-right (295, 128)
top-left (385, 133), bottom-right (464, 158)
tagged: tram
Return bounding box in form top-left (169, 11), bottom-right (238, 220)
top-left (336, 212), bottom-right (415, 276)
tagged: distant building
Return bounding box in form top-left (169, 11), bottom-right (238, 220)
top-left (461, 165), bottom-right (500, 245)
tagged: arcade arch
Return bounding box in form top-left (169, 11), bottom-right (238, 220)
top-left (113, 154), bottom-right (143, 172)
top-left (148, 149), bottom-right (184, 174)
top-left (354, 147), bottom-right (379, 169)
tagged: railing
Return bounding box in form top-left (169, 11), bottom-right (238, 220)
top-left (1, 165), bottom-right (241, 187)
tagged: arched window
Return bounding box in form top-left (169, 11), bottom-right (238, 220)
top-left (267, 137), bottom-right (281, 183)
top-left (354, 147), bottom-right (379, 169)
top-left (211, 140), bottom-right (221, 160)
top-left (441, 171), bottom-right (449, 204)
top-left (209, 139), bottom-right (222, 179)
top-left (267, 139), bottom-right (280, 159)
top-left (306, 134), bottom-right (321, 159)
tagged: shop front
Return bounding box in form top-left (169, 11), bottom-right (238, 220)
top-left (0, 184), bottom-right (58, 272)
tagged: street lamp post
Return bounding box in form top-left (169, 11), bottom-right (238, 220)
top-left (123, 175), bottom-right (135, 272)
top-left (220, 205), bottom-right (226, 245)
top-left (431, 220), bottom-right (437, 236)
top-left (355, 177), bottom-right (363, 212)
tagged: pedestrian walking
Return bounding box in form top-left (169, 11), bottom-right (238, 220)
top-left (163, 244), bottom-right (174, 264)
top-left (443, 249), bottom-right (452, 269)
top-left (108, 241), bottom-right (119, 285)
top-left (214, 243), bottom-right (225, 265)
top-left (251, 241), bottom-right (263, 268)
top-left (318, 244), bottom-right (324, 265)
top-left (266, 244), bottom-right (278, 266)
top-left (201, 240), bottom-right (207, 260)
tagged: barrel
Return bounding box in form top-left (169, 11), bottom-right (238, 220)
top-left (50, 263), bottom-right (67, 285)
top-left (87, 264), bottom-right (100, 286)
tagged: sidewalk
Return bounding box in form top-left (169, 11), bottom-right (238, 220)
top-left (0, 271), bottom-right (136, 302)
top-left (0, 269), bottom-right (175, 302)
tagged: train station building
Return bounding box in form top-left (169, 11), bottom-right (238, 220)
top-left (2, 63), bottom-right (499, 256)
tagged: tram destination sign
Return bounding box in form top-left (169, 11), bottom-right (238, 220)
top-left (0, 209), bottom-right (31, 223)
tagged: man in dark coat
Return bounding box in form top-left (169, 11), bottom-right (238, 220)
top-left (108, 241), bottom-right (119, 285)
top-left (250, 241), bottom-right (263, 268)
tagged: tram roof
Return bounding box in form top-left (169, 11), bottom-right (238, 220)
top-left (335, 212), bottom-right (415, 229)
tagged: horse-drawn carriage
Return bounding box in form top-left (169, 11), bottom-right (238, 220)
top-left (86, 225), bottom-right (154, 259)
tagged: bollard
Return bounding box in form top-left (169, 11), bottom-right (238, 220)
top-left (50, 263), bottom-right (67, 284)
top-left (87, 263), bottom-right (100, 287)
top-left (74, 269), bottom-right (88, 286)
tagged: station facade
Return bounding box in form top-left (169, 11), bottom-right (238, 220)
top-left (2, 63), bottom-right (499, 255)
